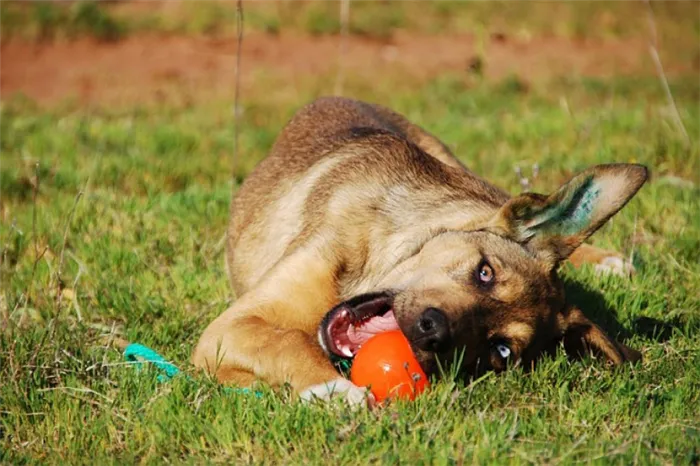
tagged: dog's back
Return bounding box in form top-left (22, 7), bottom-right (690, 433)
top-left (227, 97), bottom-right (507, 294)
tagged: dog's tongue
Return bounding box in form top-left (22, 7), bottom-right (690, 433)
top-left (347, 310), bottom-right (400, 346)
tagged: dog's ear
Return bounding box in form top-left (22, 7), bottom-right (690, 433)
top-left (559, 307), bottom-right (641, 365)
top-left (489, 164), bottom-right (648, 265)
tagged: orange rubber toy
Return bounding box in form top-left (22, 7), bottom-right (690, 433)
top-left (350, 330), bottom-right (429, 402)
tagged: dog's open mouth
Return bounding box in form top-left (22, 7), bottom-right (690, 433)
top-left (327, 309), bottom-right (400, 358)
top-left (320, 292), bottom-right (400, 358)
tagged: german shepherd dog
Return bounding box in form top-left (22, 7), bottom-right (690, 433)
top-left (193, 97), bottom-right (646, 405)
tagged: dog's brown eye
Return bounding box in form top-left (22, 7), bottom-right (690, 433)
top-left (477, 262), bottom-right (495, 284)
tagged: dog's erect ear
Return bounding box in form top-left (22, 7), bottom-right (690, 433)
top-left (489, 164), bottom-right (648, 264)
top-left (559, 307), bottom-right (641, 365)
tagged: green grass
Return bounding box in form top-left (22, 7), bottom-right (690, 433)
top-left (3, 1), bottom-right (699, 52)
top-left (1, 1), bottom-right (125, 42)
top-left (2, 73), bottom-right (699, 464)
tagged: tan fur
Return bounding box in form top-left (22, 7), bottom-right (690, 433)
top-left (568, 244), bottom-right (625, 270)
top-left (193, 97), bottom-right (646, 396)
top-left (501, 322), bottom-right (534, 344)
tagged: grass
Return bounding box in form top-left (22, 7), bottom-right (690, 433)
top-left (3, 2), bottom-right (699, 51)
top-left (2, 71), bottom-right (699, 464)
top-left (1, 1), bottom-right (125, 42)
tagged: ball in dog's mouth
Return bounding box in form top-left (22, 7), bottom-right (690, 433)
top-left (318, 294), bottom-right (400, 359)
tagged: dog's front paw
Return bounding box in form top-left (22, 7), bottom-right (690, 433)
top-left (299, 378), bottom-right (371, 407)
top-left (594, 255), bottom-right (635, 277)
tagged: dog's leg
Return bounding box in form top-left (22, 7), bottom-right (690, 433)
top-left (568, 244), bottom-right (634, 276)
top-left (193, 247), bottom-right (369, 405)
top-left (213, 367), bottom-right (258, 387)
top-left (194, 312), bottom-right (343, 389)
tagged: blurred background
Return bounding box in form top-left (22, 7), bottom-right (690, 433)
top-left (3, 1), bottom-right (698, 106)
top-left (3, 1), bottom-right (698, 177)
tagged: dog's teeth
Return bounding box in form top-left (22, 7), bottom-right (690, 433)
top-left (334, 339), bottom-right (351, 357)
top-left (341, 346), bottom-right (354, 358)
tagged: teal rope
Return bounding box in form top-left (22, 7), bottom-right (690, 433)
top-left (124, 343), bottom-right (259, 396)
top-left (124, 343), bottom-right (181, 382)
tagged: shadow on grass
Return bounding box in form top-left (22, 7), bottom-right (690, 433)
top-left (564, 279), bottom-right (682, 343)
top-left (630, 316), bottom-right (685, 342)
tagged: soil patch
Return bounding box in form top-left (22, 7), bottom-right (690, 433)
top-left (1, 31), bottom-right (690, 107)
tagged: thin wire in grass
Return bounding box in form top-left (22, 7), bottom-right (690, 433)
top-left (32, 161), bottom-right (40, 264)
top-left (38, 386), bottom-right (131, 423)
top-left (334, 0), bottom-right (350, 96)
top-left (16, 163), bottom-right (48, 317)
top-left (644, 0), bottom-right (690, 145)
top-left (233, 0), bottom-right (244, 182)
top-left (54, 189), bottom-right (84, 310)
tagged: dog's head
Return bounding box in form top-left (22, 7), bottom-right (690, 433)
top-left (320, 164), bottom-right (647, 378)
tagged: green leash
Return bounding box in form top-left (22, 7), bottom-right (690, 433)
top-left (124, 343), bottom-right (181, 382)
top-left (124, 343), bottom-right (259, 396)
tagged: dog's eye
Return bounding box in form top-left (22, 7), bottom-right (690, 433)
top-left (477, 261), bottom-right (495, 284)
top-left (495, 343), bottom-right (511, 359)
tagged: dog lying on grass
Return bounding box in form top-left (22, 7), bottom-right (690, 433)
top-left (193, 97), bottom-right (646, 406)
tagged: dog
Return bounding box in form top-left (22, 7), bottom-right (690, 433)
top-left (193, 97), bottom-right (646, 406)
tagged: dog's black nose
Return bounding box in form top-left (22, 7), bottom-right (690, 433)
top-left (413, 307), bottom-right (450, 352)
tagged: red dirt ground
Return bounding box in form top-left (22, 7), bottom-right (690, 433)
top-left (1, 31), bottom-right (691, 107)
